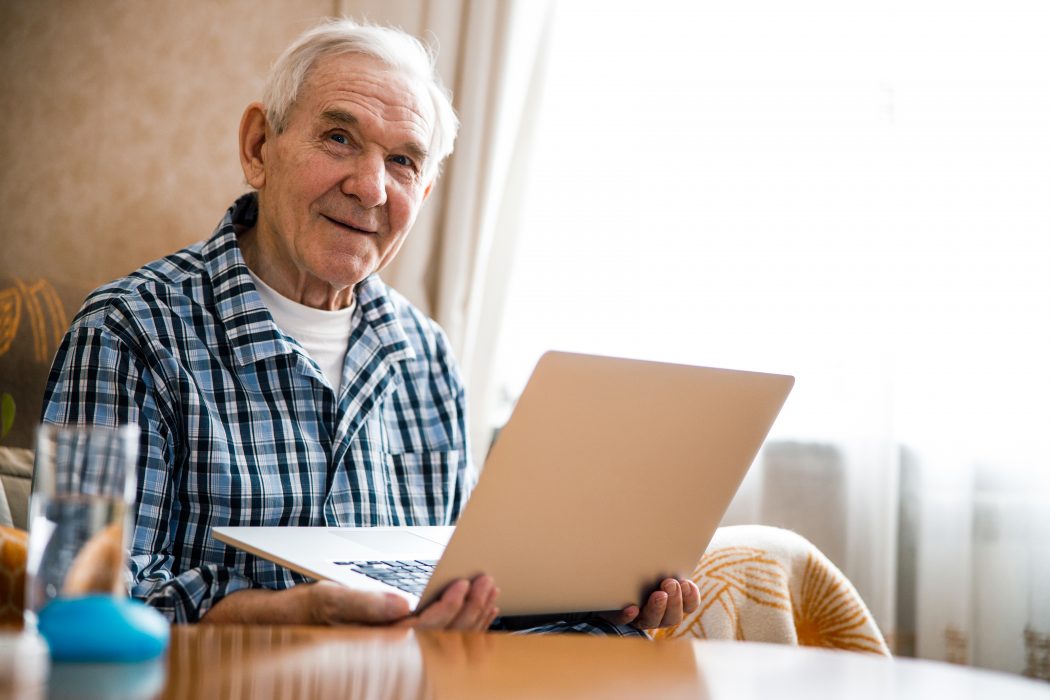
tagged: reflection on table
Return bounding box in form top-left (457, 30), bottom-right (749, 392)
top-left (164, 625), bottom-right (703, 700)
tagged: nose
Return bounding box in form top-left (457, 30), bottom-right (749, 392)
top-left (342, 152), bottom-right (387, 208)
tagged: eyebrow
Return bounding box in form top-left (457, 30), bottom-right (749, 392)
top-left (320, 108), bottom-right (429, 165)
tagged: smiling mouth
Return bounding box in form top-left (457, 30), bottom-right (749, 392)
top-left (322, 214), bottom-right (376, 235)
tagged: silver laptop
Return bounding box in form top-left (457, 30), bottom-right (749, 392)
top-left (213, 351), bottom-right (793, 616)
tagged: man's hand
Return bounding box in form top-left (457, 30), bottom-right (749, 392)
top-left (600, 578), bottom-right (700, 630)
top-left (201, 575), bottom-right (499, 630)
top-left (399, 575), bottom-right (500, 631)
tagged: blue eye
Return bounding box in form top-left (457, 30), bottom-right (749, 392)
top-left (390, 154), bottom-right (414, 168)
top-left (329, 133), bottom-right (349, 145)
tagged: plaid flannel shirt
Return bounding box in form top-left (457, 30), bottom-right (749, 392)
top-left (42, 194), bottom-right (474, 622)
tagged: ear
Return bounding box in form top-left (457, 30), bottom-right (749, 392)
top-left (422, 181), bottom-right (433, 201)
top-left (239, 102), bottom-right (269, 190)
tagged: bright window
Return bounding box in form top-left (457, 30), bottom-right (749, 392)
top-left (492, 0), bottom-right (1050, 478)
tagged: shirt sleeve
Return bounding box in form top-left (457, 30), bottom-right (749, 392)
top-left (42, 319), bottom-right (254, 623)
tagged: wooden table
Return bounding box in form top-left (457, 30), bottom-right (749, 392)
top-left (6, 624), bottom-right (1050, 699)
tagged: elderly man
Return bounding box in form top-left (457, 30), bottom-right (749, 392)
top-left (43, 19), bottom-right (698, 632)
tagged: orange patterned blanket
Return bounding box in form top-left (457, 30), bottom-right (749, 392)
top-left (656, 525), bottom-right (889, 655)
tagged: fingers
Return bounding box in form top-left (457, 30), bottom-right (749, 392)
top-left (605, 604), bottom-right (640, 626)
top-left (449, 575), bottom-right (498, 630)
top-left (660, 578), bottom-right (685, 628)
top-left (680, 578), bottom-right (700, 615)
top-left (409, 575), bottom-right (500, 631)
top-left (631, 578), bottom-right (700, 630)
top-left (465, 577), bottom-right (500, 631)
top-left (479, 586), bottom-right (502, 630)
top-left (410, 579), bottom-right (469, 628)
top-left (632, 586), bottom-right (670, 630)
top-left (633, 578), bottom-right (693, 630)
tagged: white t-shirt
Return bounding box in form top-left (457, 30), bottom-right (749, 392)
top-left (247, 269), bottom-right (355, 391)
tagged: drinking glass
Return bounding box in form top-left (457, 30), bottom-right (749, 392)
top-left (24, 424), bottom-right (138, 629)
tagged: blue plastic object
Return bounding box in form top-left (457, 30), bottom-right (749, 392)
top-left (37, 595), bottom-right (170, 662)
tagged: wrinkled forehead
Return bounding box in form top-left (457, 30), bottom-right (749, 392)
top-left (296, 52), bottom-right (436, 136)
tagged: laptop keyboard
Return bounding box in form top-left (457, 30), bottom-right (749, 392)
top-left (334, 559), bottom-right (437, 596)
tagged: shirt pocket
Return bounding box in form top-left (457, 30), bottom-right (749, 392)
top-left (384, 450), bottom-right (466, 526)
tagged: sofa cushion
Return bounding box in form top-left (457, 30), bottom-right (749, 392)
top-left (0, 447), bottom-right (33, 531)
top-left (655, 525), bottom-right (889, 654)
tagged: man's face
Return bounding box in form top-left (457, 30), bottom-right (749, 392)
top-left (252, 52), bottom-right (435, 296)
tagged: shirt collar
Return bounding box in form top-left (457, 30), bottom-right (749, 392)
top-left (203, 193), bottom-right (416, 367)
top-left (354, 276), bottom-right (416, 365)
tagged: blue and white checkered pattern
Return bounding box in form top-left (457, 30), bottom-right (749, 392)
top-left (42, 194), bottom-right (644, 637)
top-left (42, 195), bottom-right (471, 622)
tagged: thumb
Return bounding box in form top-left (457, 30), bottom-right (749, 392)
top-left (316, 583), bottom-right (412, 624)
top-left (348, 592), bottom-right (412, 624)
top-left (598, 606), bottom-right (638, 626)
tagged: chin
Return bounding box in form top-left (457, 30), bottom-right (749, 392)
top-left (315, 257), bottom-right (376, 290)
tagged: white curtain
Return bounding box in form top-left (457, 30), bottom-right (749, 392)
top-left (485, 0), bottom-right (1050, 679)
top-left (342, 0), bottom-right (553, 469)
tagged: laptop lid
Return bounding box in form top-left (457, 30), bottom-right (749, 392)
top-left (416, 351), bottom-right (793, 614)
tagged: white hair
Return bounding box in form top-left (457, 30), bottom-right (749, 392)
top-left (262, 18), bottom-right (458, 183)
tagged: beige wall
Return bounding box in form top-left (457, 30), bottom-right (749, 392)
top-left (0, 0), bottom-right (348, 447)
